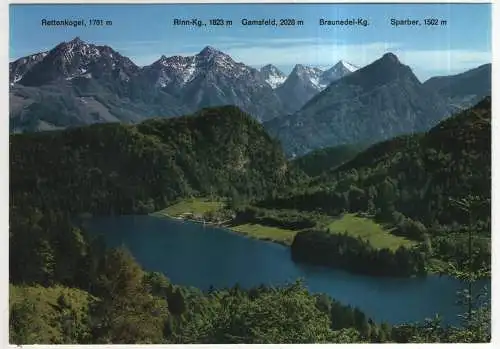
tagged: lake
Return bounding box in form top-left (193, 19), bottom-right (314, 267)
top-left (83, 215), bottom-right (489, 326)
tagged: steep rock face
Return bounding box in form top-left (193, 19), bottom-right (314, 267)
top-left (10, 37), bottom-right (489, 142)
top-left (9, 37), bottom-right (164, 132)
top-left (276, 61), bottom-right (358, 113)
top-left (265, 53), bottom-right (451, 157)
top-left (260, 64), bottom-right (287, 89)
top-left (275, 64), bottom-right (325, 113)
top-left (423, 63), bottom-right (491, 111)
top-left (9, 52), bottom-right (49, 85)
top-left (320, 60), bottom-right (359, 85)
top-left (16, 37), bottom-right (140, 87)
top-left (137, 46), bottom-right (285, 121)
top-left (9, 39), bottom-right (288, 131)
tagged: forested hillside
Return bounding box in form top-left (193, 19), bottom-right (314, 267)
top-left (9, 101), bottom-right (491, 344)
top-left (292, 143), bottom-right (366, 177)
top-left (10, 105), bottom-right (304, 216)
top-left (9, 252), bottom-right (388, 344)
top-left (261, 98), bottom-right (490, 227)
top-left (259, 98), bottom-right (491, 272)
top-left (9, 104), bottom-right (304, 296)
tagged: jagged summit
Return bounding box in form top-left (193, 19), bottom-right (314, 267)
top-left (10, 38), bottom-right (491, 136)
top-left (291, 64), bottom-right (322, 77)
top-left (198, 45), bottom-right (224, 57)
top-left (261, 64), bottom-right (284, 75)
top-left (12, 37), bottom-right (139, 87)
top-left (334, 60), bottom-right (359, 72)
top-left (69, 36), bottom-right (84, 44)
top-left (260, 64), bottom-right (287, 89)
top-left (319, 60), bottom-right (358, 86)
top-left (266, 51), bottom-right (450, 157)
top-left (292, 64), bottom-right (309, 72)
top-left (261, 64), bottom-right (278, 70)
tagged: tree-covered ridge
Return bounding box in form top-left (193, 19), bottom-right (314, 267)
top-left (9, 98), bottom-right (491, 343)
top-left (10, 245), bottom-right (490, 344)
top-left (291, 229), bottom-right (427, 277)
top-left (10, 105), bottom-right (305, 216)
top-left (10, 284), bottom-right (97, 344)
top-left (261, 97), bottom-right (491, 228)
top-left (292, 143), bottom-right (365, 177)
top-left (9, 239), bottom-right (391, 344)
top-left (257, 98), bottom-right (491, 274)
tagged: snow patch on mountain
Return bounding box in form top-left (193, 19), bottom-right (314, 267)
top-left (339, 60), bottom-right (358, 72)
top-left (260, 64), bottom-right (287, 89)
top-left (266, 74), bottom-right (287, 88)
top-left (291, 64), bottom-right (326, 90)
top-left (148, 46), bottom-right (269, 89)
top-left (9, 51), bottom-right (49, 85)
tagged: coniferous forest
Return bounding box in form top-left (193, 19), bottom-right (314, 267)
top-left (9, 98), bottom-right (491, 344)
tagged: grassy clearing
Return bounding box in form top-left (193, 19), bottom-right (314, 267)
top-left (230, 223), bottom-right (298, 246)
top-left (153, 200), bottom-right (414, 250)
top-left (153, 197), bottom-right (224, 218)
top-left (326, 213), bottom-right (416, 251)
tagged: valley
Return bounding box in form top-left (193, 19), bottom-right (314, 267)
top-left (9, 95), bottom-right (492, 344)
top-left (9, 32), bottom-right (491, 345)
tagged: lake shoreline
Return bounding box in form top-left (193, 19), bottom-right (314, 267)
top-left (151, 211), bottom-right (461, 278)
top-left (150, 212), bottom-right (446, 277)
top-left (83, 214), bottom-right (489, 327)
top-left (150, 211), bottom-right (291, 247)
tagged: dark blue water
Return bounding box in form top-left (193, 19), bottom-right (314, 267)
top-left (83, 215), bottom-right (489, 326)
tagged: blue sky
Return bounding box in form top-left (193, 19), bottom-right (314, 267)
top-left (10, 3), bottom-right (491, 81)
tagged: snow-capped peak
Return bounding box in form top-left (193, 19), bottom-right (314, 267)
top-left (336, 60), bottom-right (359, 73)
top-left (195, 46), bottom-right (239, 71)
top-left (198, 45), bottom-right (226, 59)
top-left (10, 37), bottom-right (140, 86)
top-left (290, 64), bottom-right (325, 90)
top-left (69, 36), bottom-right (84, 45)
top-left (148, 46), bottom-right (263, 88)
top-left (260, 64), bottom-right (287, 89)
top-left (261, 64), bottom-right (282, 75)
top-left (293, 64), bottom-right (323, 76)
top-left (319, 60), bottom-right (359, 87)
top-left (56, 36), bottom-right (102, 63)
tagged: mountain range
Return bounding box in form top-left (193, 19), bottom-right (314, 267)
top-left (10, 37), bottom-right (491, 157)
top-left (265, 53), bottom-right (491, 156)
top-left (422, 63), bottom-right (492, 112)
top-left (274, 61), bottom-right (358, 112)
top-left (9, 37), bottom-right (356, 132)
